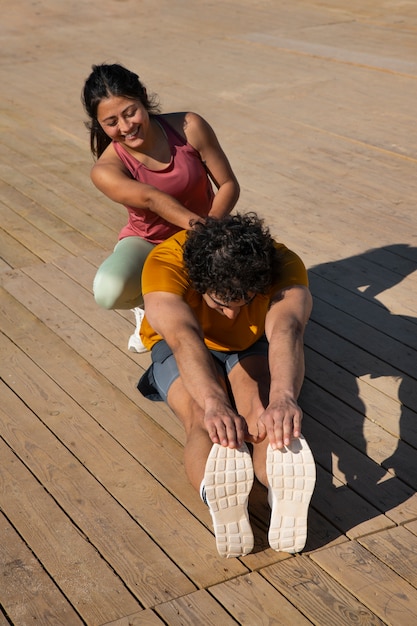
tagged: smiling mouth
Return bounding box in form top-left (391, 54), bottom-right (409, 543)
top-left (124, 127), bottom-right (140, 140)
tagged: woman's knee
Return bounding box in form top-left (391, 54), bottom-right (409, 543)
top-left (93, 237), bottom-right (153, 310)
top-left (93, 269), bottom-right (141, 309)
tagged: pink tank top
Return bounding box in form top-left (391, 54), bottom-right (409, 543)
top-left (114, 116), bottom-right (215, 243)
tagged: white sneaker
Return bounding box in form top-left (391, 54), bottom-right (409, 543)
top-left (127, 307), bottom-right (147, 353)
top-left (267, 435), bottom-right (316, 553)
top-left (204, 443), bottom-right (254, 558)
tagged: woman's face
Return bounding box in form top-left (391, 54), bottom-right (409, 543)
top-left (96, 95), bottom-right (150, 147)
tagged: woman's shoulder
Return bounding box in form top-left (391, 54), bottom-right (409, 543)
top-left (90, 142), bottom-right (131, 180)
top-left (94, 141), bottom-right (121, 164)
top-left (158, 112), bottom-right (207, 142)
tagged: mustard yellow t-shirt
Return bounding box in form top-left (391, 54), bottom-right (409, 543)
top-left (140, 230), bottom-right (308, 352)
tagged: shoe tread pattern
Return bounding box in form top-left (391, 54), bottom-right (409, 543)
top-left (204, 443), bottom-right (254, 558)
top-left (267, 436), bottom-right (316, 553)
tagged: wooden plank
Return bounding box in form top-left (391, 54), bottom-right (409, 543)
top-left (0, 144), bottom-right (122, 246)
top-left (261, 554), bottom-right (385, 626)
top-left (0, 109), bottom-right (89, 161)
top-left (0, 355), bottom-right (197, 607)
top-left (0, 512), bottom-right (83, 626)
top-left (0, 199), bottom-right (74, 263)
top-left (0, 126), bottom-right (126, 233)
top-left (23, 258), bottom-right (140, 353)
top-left (302, 366), bottom-right (401, 451)
top-left (310, 297), bottom-right (417, 379)
top-left (0, 333), bottom-right (248, 588)
top-left (51, 253), bottom-right (140, 330)
top-left (250, 146), bottom-right (417, 266)
top-left (0, 170), bottom-right (111, 254)
top-left (303, 347), bottom-right (417, 494)
top-left (100, 611), bottom-right (165, 626)
top-left (0, 612), bottom-right (11, 626)
top-left (209, 571), bottom-right (311, 625)
top-left (309, 256), bottom-right (417, 319)
top-left (0, 226), bottom-right (42, 269)
top-left (155, 589), bottom-right (238, 626)
top-left (303, 349), bottom-right (417, 450)
top-left (0, 259), bottom-right (11, 274)
top-left (235, 106), bottom-right (417, 199)
top-left (309, 270), bottom-right (417, 350)
top-left (17, 258), bottom-right (192, 446)
top-left (0, 435), bottom-right (142, 624)
top-left (302, 413), bottom-right (417, 526)
top-left (406, 519), bottom-right (417, 537)
top-left (303, 508), bottom-right (348, 553)
top-left (0, 181), bottom-right (105, 259)
top-left (305, 321), bottom-right (417, 415)
top-left (303, 354), bottom-right (413, 455)
top-left (0, 289), bottom-right (186, 502)
top-left (310, 465), bottom-right (393, 540)
top-left (359, 526), bottom-right (417, 588)
top-left (311, 542), bottom-right (417, 625)
top-left (0, 269), bottom-right (185, 444)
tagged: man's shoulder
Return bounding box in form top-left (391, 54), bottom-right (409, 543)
top-left (142, 230), bottom-right (189, 295)
top-left (147, 230), bottom-right (188, 261)
top-left (271, 241), bottom-right (308, 290)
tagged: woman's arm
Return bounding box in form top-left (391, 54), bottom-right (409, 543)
top-left (91, 151), bottom-right (202, 230)
top-left (91, 111), bottom-right (239, 227)
top-left (181, 112), bottom-right (240, 218)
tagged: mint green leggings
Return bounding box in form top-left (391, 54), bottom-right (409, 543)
top-left (93, 236), bottom-right (155, 310)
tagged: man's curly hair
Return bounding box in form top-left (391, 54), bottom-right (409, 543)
top-left (183, 212), bottom-right (282, 302)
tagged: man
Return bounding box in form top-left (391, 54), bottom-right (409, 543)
top-left (137, 212), bottom-right (316, 558)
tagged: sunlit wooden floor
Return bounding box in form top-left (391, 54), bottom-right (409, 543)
top-left (1, 1), bottom-right (417, 624)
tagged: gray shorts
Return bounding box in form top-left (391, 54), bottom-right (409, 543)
top-left (137, 336), bottom-right (268, 403)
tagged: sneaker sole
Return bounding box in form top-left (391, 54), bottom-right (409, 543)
top-left (204, 443), bottom-right (254, 558)
top-left (267, 436), bottom-right (316, 553)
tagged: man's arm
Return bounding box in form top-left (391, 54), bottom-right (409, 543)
top-left (144, 291), bottom-right (250, 448)
top-left (262, 285), bottom-right (313, 449)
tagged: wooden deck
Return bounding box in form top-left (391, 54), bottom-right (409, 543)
top-left (1, 0), bottom-right (417, 623)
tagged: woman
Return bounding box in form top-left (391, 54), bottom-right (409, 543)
top-left (82, 63), bottom-right (240, 351)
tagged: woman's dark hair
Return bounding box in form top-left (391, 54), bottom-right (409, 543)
top-left (81, 63), bottom-right (160, 158)
top-left (183, 212), bottom-right (282, 301)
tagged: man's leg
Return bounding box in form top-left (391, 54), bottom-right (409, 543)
top-left (227, 354), bottom-right (271, 483)
top-left (167, 376), bottom-right (254, 558)
top-left (167, 376), bottom-right (217, 490)
top-left (227, 354), bottom-right (316, 554)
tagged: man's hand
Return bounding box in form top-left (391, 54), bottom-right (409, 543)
top-left (204, 401), bottom-right (254, 448)
top-left (257, 391), bottom-right (303, 450)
